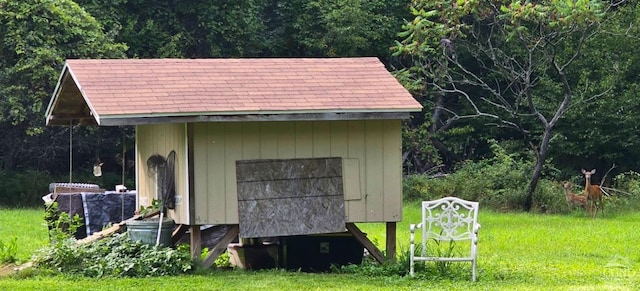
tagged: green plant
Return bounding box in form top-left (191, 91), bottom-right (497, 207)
top-left (138, 199), bottom-right (162, 216)
top-left (44, 202), bottom-right (84, 244)
top-left (213, 250), bottom-right (231, 268)
top-left (429, 239), bottom-right (460, 276)
top-left (33, 233), bottom-right (193, 277)
top-left (0, 170), bottom-right (54, 207)
top-left (609, 171), bottom-right (640, 210)
top-left (197, 246), bottom-right (231, 269)
top-left (0, 237), bottom-right (17, 263)
top-left (401, 139), bottom-right (572, 213)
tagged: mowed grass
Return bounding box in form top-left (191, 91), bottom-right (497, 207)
top-left (1, 204), bottom-right (639, 290)
top-left (0, 208), bottom-right (49, 261)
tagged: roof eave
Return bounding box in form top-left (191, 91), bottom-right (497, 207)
top-left (44, 64), bottom-right (71, 126)
top-left (98, 110), bottom-right (421, 126)
top-left (45, 62), bottom-right (101, 126)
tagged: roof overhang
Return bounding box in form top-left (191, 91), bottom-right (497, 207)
top-left (45, 64), bottom-right (99, 126)
top-left (96, 111), bottom-right (414, 126)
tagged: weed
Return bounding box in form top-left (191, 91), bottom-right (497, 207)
top-left (44, 202), bottom-right (83, 244)
top-left (0, 237), bottom-right (17, 263)
top-left (430, 239), bottom-right (459, 275)
top-left (214, 250), bottom-right (231, 268)
top-left (138, 199), bottom-right (162, 216)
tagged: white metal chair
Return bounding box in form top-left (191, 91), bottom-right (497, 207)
top-left (409, 196), bottom-right (480, 281)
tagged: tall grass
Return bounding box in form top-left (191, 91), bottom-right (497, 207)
top-left (1, 206), bottom-right (639, 290)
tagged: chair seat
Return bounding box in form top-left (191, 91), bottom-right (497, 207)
top-left (412, 256), bottom-right (475, 262)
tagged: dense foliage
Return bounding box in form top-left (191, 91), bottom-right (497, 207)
top-left (33, 233), bottom-right (193, 277)
top-left (0, 1), bottom-right (639, 210)
top-left (402, 140), bottom-right (640, 213)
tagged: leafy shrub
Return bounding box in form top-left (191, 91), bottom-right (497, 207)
top-left (33, 233), bottom-right (193, 277)
top-left (44, 202), bottom-right (84, 243)
top-left (608, 171), bottom-right (640, 210)
top-left (34, 203), bottom-right (193, 278)
top-left (402, 139), bottom-right (565, 212)
top-left (212, 250), bottom-right (231, 268)
top-left (0, 168), bottom-right (135, 208)
top-left (334, 248), bottom-right (410, 277)
top-left (531, 179), bottom-right (569, 214)
top-left (402, 174), bottom-right (438, 202)
top-left (335, 245), bottom-right (468, 280)
top-left (0, 237), bottom-right (18, 263)
top-left (0, 170), bottom-right (53, 207)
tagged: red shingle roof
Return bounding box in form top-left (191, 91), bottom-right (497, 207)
top-left (46, 58), bottom-right (422, 125)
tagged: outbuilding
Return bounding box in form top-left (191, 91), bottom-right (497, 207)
top-left (45, 57), bottom-right (422, 265)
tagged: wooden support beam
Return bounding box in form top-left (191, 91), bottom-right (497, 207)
top-left (346, 223), bottom-right (385, 264)
top-left (202, 225), bottom-right (239, 269)
top-left (76, 214), bottom-right (142, 245)
top-left (386, 222), bottom-right (397, 262)
top-left (172, 224), bottom-right (189, 245)
top-left (190, 225), bottom-right (202, 261)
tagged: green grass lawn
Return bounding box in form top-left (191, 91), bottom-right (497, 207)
top-left (1, 204), bottom-right (638, 290)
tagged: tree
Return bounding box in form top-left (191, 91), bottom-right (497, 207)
top-left (550, 1), bottom-right (640, 176)
top-left (75, 0), bottom-right (268, 58)
top-left (0, 0), bottom-right (126, 170)
top-left (394, 0), bottom-right (622, 210)
top-left (76, 0), bottom-right (406, 59)
top-left (291, 0), bottom-right (405, 57)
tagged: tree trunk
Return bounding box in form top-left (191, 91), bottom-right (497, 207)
top-left (524, 126), bottom-right (554, 211)
top-left (524, 157), bottom-right (543, 211)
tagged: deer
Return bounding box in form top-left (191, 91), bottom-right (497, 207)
top-left (581, 169), bottom-right (604, 218)
top-left (561, 181), bottom-right (588, 213)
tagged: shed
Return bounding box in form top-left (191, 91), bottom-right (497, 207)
top-left (45, 57), bottom-right (422, 264)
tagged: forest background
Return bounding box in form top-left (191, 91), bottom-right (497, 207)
top-left (1, 0), bottom-right (639, 212)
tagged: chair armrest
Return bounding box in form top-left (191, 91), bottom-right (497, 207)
top-left (410, 223), bottom-right (423, 244)
top-left (474, 223), bottom-right (481, 234)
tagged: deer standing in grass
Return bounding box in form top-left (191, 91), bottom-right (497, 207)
top-left (581, 169), bottom-right (604, 218)
top-left (561, 181), bottom-right (588, 212)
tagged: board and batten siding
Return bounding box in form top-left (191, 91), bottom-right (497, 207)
top-left (135, 123), bottom-right (189, 224)
top-left (191, 120), bottom-right (403, 225)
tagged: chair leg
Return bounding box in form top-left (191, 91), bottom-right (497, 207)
top-left (409, 242), bottom-right (415, 277)
top-left (409, 225), bottom-right (415, 277)
top-left (471, 259), bottom-right (477, 282)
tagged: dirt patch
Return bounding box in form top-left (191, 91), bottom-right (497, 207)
top-left (0, 264), bottom-right (16, 277)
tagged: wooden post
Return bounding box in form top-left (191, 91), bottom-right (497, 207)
top-left (386, 222), bottom-right (396, 262)
top-left (190, 225), bottom-right (202, 261)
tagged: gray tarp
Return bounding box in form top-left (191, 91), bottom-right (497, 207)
top-left (51, 191), bottom-right (136, 238)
